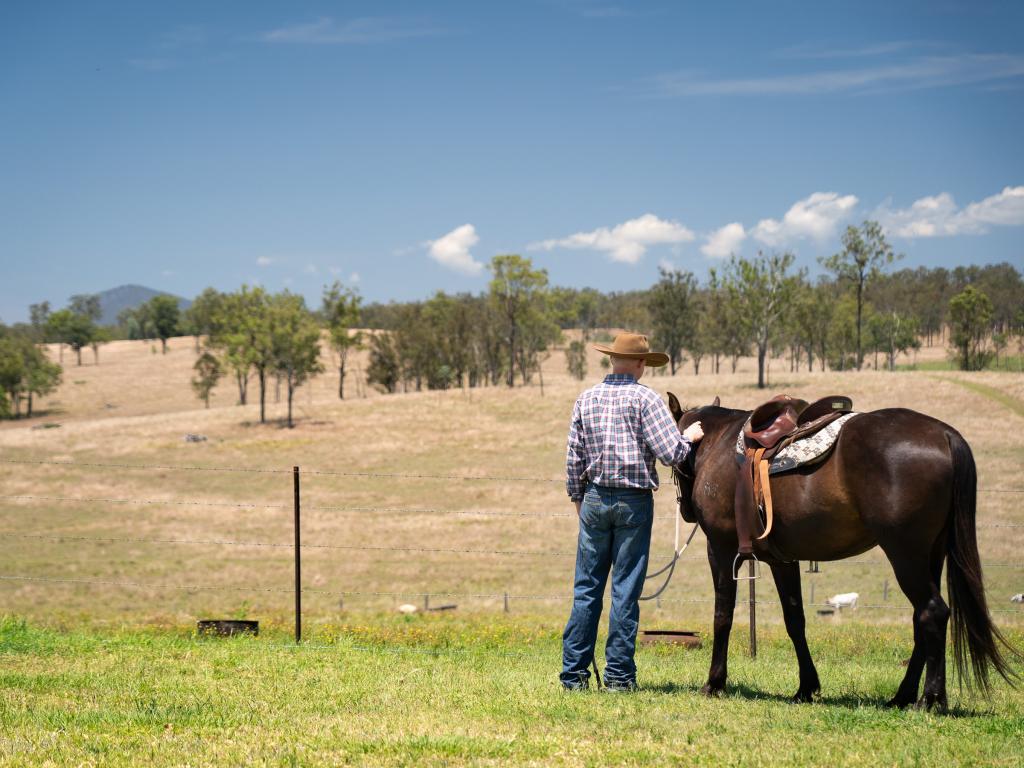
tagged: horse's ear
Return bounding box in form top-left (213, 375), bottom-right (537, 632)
top-left (712, 395), bottom-right (721, 407)
top-left (667, 392), bottom-right (684, 422)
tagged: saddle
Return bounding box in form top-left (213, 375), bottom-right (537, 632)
top-left (735, 394), bottom-right (854, 565)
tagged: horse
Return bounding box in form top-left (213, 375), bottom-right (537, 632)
top-left (666, 393), bottom-right (1018, 711)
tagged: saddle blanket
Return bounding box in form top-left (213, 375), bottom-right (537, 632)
top-left (734, 412), bottom-right (859, 475)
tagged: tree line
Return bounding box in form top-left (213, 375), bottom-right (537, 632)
top-left (1, 218), bottom-right (1021, 419)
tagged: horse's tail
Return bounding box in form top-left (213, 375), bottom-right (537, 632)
top-left (946, 430), bottom-right (1019, 692)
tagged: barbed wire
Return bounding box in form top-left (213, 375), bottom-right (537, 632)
top-left (0, 531), bottom-right (578, 558)
top-left (0, 494), bottom-right (289, 510)
top-left (2, 573), bottom-right (1021, 613)
top-left (2, 457), bottom-right (1021, 493)
top-left (1, 493), bottom-right (1019, 528)
top-left (0, 458), bottom-right (561, 484)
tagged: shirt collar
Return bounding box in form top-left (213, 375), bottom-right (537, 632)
top-left (603, 373), bottom-right (637, 384)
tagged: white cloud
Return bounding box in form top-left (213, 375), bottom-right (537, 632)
top-left (427, 224), bottom-right (483, 275)
top-left (349, 272), bottom-right (361, 284)
top-left (256, 256), bottom-right (274, 267)
top-left (876, 186), bottom-right (1024, 238)
top-left (752, 192), bottom-right (858, 246)
top-left (645, 53), bottom-right (1024, 97)
top-left (304, 263), bottom-right (318, 274)
top-left (529, 213), bottom-right (694, 264)
top-left (262, 17), bottom-right (444, 45)
top-left (701, 222), bottom-right (746, 258)
top-left (657, 258), bottom-right (677, 273)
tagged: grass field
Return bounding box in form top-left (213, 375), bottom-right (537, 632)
top-left (1, 335), bottom-right (1023, 764)
top-left (2, 616), bottom-right (1023, 767)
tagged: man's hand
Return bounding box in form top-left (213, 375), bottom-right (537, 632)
top-left (683, 421), bottom-right (704, 443)
top-left (574, 500), bottom-right (582, 517)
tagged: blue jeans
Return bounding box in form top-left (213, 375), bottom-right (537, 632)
top-left (560, 484), bottom-right (654, 688)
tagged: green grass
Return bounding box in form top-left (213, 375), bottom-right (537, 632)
top-left (928, 375), bottom-right (1024, 419)
top-left (1, 616), bottom-right (1022, 766)
top-left (897, 356), bottom-right (1024, 372)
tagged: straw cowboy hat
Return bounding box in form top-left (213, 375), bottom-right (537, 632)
top-left (593, 332), bottom-right (669, 367)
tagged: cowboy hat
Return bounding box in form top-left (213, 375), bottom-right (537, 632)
top-left (592, 332), bottom-right (669, 367)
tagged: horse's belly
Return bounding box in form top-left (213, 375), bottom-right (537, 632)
top-left (764, 477), bottom-right (877, 561)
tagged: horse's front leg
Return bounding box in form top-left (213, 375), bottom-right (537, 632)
top-left (770, 561), bottom-right (821, 702)
top-left (701, 540), bottom-right (738, 696)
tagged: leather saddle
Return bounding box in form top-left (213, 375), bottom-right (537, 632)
top-left (735, 394), bottom-right (854, 567)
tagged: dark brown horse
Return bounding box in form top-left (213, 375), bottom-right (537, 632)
top-left (666, 393), bottom-right (1018, 711)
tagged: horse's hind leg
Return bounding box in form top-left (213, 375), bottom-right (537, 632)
top-left (701, 541), bottom-right (737, 697)
top-left (770, 562), bottom-right (820, 702)
top-left (882, 549), bottom-right (949, 712)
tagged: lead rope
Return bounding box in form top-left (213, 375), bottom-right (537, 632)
top-left (639, 506), bottom-right (700, 601)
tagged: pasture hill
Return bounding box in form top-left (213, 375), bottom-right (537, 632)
top-left (0, 335), bottom-right (1022, 765)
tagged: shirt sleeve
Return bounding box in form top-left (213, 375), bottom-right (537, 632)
top-left (566, 398), bottom-right (587, 500)
top-left (641, 393), bottom-right (692, 468)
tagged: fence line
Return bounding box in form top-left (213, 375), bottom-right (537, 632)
top-left (4, 531), bottom-right (1024, 570)
top-left (0, 531), bottom-right (578, 558)
top-left (0, 458), bottom-right (563, 484)
top-left (2, 573), bottom-right (1020, 614)
top-left (3, 457), bottom-right (1022, 493)
top-left (3, 492), bottom-right (1021, 526)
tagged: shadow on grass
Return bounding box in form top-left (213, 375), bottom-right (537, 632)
top-left (640, 681), bottom-right (987, 716)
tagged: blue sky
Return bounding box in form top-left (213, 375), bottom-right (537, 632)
top-left (1, 1), bottom-right (1022, 322)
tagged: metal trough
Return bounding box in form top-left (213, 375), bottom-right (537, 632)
top-left (639, 630), bottom-right (701, 648)
top-left (197, 619), bottom-right (259, 637)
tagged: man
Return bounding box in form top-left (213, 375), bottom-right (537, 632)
top-left (561, 332), bottom-right (704, 691)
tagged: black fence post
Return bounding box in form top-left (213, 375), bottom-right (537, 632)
top-left (748, 561), bottom-right (757, 659)
top-left (293, 465), bottom-right (302, 644)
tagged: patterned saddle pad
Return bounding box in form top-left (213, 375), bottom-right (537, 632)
top-left (734, 412), bottom-right (859, 475)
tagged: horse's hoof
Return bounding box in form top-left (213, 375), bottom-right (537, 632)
top-left (792, 688), bottom-right (819, 704)
top-left (700, 683), bottom-right (724, 698)
top-left (885, 697), bottom-right (912, 710)
top-left (913, 695), bottom-right (947, 714)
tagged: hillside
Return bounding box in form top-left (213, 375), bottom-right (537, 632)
top-left (94, 284), bottom-right (191, 326)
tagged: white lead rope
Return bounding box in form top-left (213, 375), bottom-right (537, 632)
top-left (639, 511), bottom-right (700, 601)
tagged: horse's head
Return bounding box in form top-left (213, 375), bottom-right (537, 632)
top-left (664, 393), bottom-right (724, 520)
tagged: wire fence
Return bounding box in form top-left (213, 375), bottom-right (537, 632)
top-left (1, 456), bottom-right (1022, 648)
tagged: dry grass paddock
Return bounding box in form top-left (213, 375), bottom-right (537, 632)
top-left (0, 334), bottom-right (1022, 634)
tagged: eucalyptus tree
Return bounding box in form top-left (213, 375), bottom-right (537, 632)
top-left (720, 252), bottom-right (799, 388)
top-left (322, 281), bottom-right (363, 399)
top-left (488, 254), bottom-right (549, 387)
top-left (270, 292), bottom-right (324, 428)
top-left (649, 267), bottom-right (697, 376)
top-left (819, 220), bottom-right (899, 370)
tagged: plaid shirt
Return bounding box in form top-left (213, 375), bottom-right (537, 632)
top-left (565, 374), bottom-right (692, 500)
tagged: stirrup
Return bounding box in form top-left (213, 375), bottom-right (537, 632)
top-left (732, 552), bottom-right (761, 581)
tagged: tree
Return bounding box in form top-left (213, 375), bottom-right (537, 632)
top-left (269, 293), bottom-right (324, 428)
top-left (183, 288), bottom-right (225, 353)
top-left (868, 309), bottom-right (921, 371)
top-left (191, 352), bottom-right (222, 408)
top-left (705, 269), bottom-right (748, 373)
top-left (488, 255), bottom-right (549, 387)
top-left (0, 335), bottom-right (61, 418)
top-left (721, 252), bottom-right (798, 388)
top-left (144, 294), bottom-right (182, 354)
top-left (565, 340), bottom-right (587, 380)
top-left (819, 220), bottom-right (899, 370)
top-left (649, 267), bottom-right (697, 375)
top-left (948, 285), bottom-right (994, 371)
top-left (46, 308), bottom-right (95, 366)
top-left (517, 297), bottom-right (562, 394)
top-left (366, 332), bottom-right (401, 393)
top-left (29, 302), bottom-right (51, 343)
top-left (322, 281), bottom-right (363, 399)
top-left (68, 294), bottom-right (101, 323)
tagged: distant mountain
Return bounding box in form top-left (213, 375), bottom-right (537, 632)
top-left (96, 285), bottom-right (191, 326)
